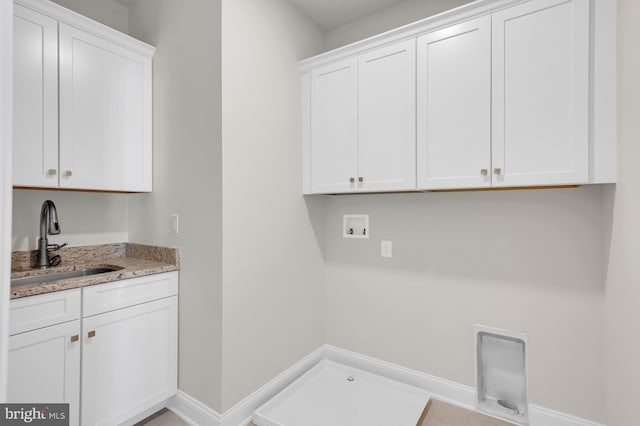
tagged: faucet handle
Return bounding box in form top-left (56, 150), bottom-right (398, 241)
top-left (47, 242), bottom-right (68, 252)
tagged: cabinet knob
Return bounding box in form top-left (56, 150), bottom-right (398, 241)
top-left (349, 177), bottom-right (355, 183)
top-left (47, 169), bottom-right (57, 176)
top-left (481, 169), bottom-right (488, 176)
top-left (70, 335), bottom-right (79, 343)
top-left (494, 168), bottom-right (502, 175)
top-left (64, 171), bottom-right (73, 178)
top-left (88, 330), bottom-right (96, 338)
top-left (358, 177), bottom-right (363, 183)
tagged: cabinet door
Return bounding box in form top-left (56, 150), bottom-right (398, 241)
top-left (8, 320), bottom-right (81, 426)
top-left (59, 23), bottom-right (152, 192)
top-left (310, 58), bottom-right (358, 193)
top-left (417, 16), bottom-right (491, 190)
top-left (13, 5), bottom-right (58, 188)
top-left (492, 0), bottom-right (589, 187)
top-left (81, 297), bottom-right (177, 425)
top-left (358, 39), bottom-right (416, 192)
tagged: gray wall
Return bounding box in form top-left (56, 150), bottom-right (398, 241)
top-left (51, 0), bottom-right (129, 34)
top-left (323, 188), bottom-right (607, 421)
top-left (12, 190), bottom-right (128, 250)
top-left (127, 0), bottom-right (224, 412)
top-left (324, 0), bottom-right (473, 50)
top-left (604, 1), bottom-right (640, 424)
top-left (220, 0), bottom-right (325, 411)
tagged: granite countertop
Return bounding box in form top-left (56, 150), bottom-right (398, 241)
top-left (10, 243), bottom-right (181, 299)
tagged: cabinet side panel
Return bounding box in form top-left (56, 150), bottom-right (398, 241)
top-left (302, 72), bottom-right (312, 194)
top-left (591, 0), bottom-right (617, 183)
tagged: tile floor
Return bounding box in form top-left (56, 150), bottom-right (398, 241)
top-left (136, 409), bottom-right (258, 426)
top-left (136, 409), bottom-right (188, 426)
top-left (138, 400), bottom-right (508, 426)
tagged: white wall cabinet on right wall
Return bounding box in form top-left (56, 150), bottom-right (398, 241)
top-left (417, 15), bottom-right (492, 190)
top-left (309, 40), bottom-right (415, 194)
top-left (489, 0), bottom-right (590, 188)
top-left (300, 0), bottom-right (617, 194)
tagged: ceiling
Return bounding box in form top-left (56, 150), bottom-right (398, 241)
top-left (288, 0), bottom-right (410, 30)
top-left (114, 0), bottom-right (411, 31)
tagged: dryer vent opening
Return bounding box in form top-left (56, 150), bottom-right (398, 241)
top-left (475, 325), bottom-right (529, 425)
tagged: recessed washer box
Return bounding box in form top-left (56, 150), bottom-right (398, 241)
top-left (475, 324), bottom-right (529, 425)
top-left (343, 214), bottom-right (369, 239)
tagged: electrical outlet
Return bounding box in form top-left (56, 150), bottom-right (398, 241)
top-left (381, 240), bottom-right (392, 258)
top-left (170, 214), bottom-right (179, 235)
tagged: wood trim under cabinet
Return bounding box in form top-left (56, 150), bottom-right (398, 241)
top-left (324, 185), bottom-right (582, 195)
top-left (13, 186), bottom-right (139, 194)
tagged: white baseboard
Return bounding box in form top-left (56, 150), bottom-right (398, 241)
top-left (168, 390), bottom-right (223, 426)
top-left (120, 400), bottom-right (171, 426)
top-left (167, 344), bottom-right (605, 426)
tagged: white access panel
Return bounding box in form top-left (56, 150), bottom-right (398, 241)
top-left (358, 39), bottom-right (416, 192)
top-left (492, 0), bottom-right (590, 187)
top-left (417, 16), bottom-right (491, 190)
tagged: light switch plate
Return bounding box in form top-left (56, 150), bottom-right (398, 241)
top-left (381, 240), bottom-right (392, 258)
top-left (170, 214), bottom-right (179, 235)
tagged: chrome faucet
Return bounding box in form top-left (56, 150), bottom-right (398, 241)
top-left (36, 200), bottom-right (67, 268)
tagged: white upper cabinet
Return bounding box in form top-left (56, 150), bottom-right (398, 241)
top-left (13, 4), bottom-right (58, 188)
top-left (310, 58), bottom-right (358, 194)
top-left (300, 0), bottom-right (615, 194)
top-left (359, 39), bottom-right (416, 192)
top-left (12, 0), bottom-right (154, 192)
top-left (417, 16), bottom-right (491, 190)
top-left (306, 40), bottom-right (416, 194)
top-left (492, 0), bottom-right (590, 187)
top-left (59, 24), bottom-right (152, 192)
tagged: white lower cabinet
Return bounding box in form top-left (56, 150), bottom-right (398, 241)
top-left (8, 272), bottom-right (179, 426)
top-left (81, 297), bottom-right (178, 425)
top-left (8, 320), bottom-right (81, 426)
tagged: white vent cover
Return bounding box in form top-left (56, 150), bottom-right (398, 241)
top-left (474, 325), bottom-right (529, 425)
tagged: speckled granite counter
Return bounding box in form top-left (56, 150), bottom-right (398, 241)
top-left (11, 243), bottom-right (181, 299)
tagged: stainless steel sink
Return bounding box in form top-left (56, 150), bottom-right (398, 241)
top-left (11, 267), bottom-right (120, 287)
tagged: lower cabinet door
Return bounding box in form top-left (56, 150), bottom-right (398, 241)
top-left (8, 320), bottom-right (81, 426)
top-left (81, 297), bottom-right (178, 425)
